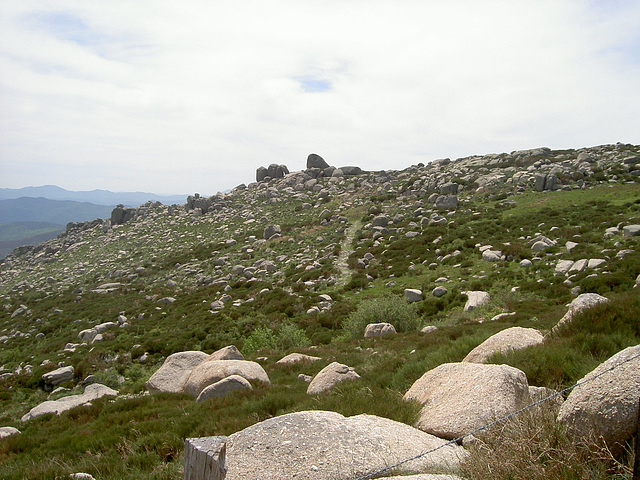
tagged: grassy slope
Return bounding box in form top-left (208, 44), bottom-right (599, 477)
top-left (0, 179), bottom-right (638, 479)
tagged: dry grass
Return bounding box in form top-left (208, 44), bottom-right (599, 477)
top-left (459, 403), bottom-right (633, 480)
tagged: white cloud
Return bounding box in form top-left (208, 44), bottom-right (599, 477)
top-left (1, 0), bottom-right (640, 195)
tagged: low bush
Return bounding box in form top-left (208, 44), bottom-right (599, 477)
top-left (342, 295), bottom-right (420, 337)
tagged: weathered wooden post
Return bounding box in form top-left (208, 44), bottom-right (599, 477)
top-left (634, 398), bottom-right (640, 480)
top-left (184, 436), bottom-right (227, 480)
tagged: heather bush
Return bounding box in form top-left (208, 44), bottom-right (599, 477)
top-left (343, 295), bottom-right (420, 337)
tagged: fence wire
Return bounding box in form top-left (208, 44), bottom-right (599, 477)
top-left (352, 350), bottom-right (640, 480)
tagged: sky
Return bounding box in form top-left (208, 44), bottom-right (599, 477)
top-left (1, 1), bottom-right (640, 195)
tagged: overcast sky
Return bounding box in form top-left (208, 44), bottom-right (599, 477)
top-left (1, 1), bottom-right (640, 195)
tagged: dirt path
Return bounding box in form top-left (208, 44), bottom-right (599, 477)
top-left (335, 220), bottom-right (361, 286)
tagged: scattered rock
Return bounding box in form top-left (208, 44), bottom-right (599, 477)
top-left (404, 288), bottom-right (423, 303)
top-left (622, 225), bottom-right (640, 237)
top-left (551, 293), bottom-right (609, 333)
top-left (421, 326), bottom-right (438, 334)
top-left (276, 353), bottom-right (321, 365)
top-left (364, 322), bottom-right (397, 338)
top-left (22, 384), bottom-right (118, 422)
top-left (432, 286), bottom-right (448, 297)
top-left (462, 291), bottom-right (490, 311)
top-left (0, 426), bottom-right (20, 439)
top-left (307, 362), bottom-right (360, 395)
top-left (42, 366), bottom-right (74, 387)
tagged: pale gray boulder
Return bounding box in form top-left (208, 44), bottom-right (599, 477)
top-left (196, 375), bottom-right (252, 403)
top-left (551, 293), bottom-right (609, 334)
top-left (404, 288), bottom-right (424, 303)
top-left (42, 366), bottom-right (74, 387)
top-left (207, 345), bottom-right (244, 361)
top-left (555, 259), bottom-right (575, 274)
top-left (184, 360), bottom-right (269, 398)
top-left (145, 351), bottom-right (209, 394)
top-left (435, 195), bottom-right (458, 210)
top-left (622, 224), bottom-right (640, 237)
top-left (404, 362), bottom-right (531, 439)
top-left (462, 291), bottom-right (490, 311)
top-left (275, 353), bottom-right (321, 365)
top-left (557, 345), bottom-right (640, 453)
top-left (432, 286), bottom-right (448, 297)
top-left (307, 362), bottom-right (360, 395)
top-left (0, 426), bottom-right (20, 439)
top-left (482, 250), bottom-right (502, 262)
top-left (22, 384), bottom-right (118, 422)
top-left (462, 327), bottom-right (544, 363)
top-left (223, 411), bottom-right (466, 480)
top-left (364, 322), bottom-right (397, 338)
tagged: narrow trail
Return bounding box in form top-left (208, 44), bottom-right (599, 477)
top-left (335, 220), bottom-right (361, 287)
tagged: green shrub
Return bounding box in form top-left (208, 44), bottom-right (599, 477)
top-left (342, 295), bottom-right (420, 337)
top-left (242, 322), bottom-right (310, 354)
top-left (242, 327), bottom-right (278, 354)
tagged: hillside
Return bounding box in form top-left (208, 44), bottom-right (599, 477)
top-left (0, 222), bottom-right (63, 260)
top-left (0, 143), bottom-right (639, 480)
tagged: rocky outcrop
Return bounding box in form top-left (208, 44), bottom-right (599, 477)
top-left (222, 411), bottom-right (466, 479)
top-left (42, 365), bottom-right (74, 388)
top-left (557, 344), bottom-right (640, 453)
top-left (306, 153), bottom-right (330, 169)
top-left (404, 362), bottom-right (531, 439)
top-left (307, 362), bottom-right (360, 395)
top-left (184, 360), bottom-right (270, 398)
top-left (145, 351), bottom-right (209, 394)
top-left (463, 327), bottom-right (544, 363)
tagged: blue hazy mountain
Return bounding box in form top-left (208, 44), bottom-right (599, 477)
top-left (0, 185), bottom-right (187, 207)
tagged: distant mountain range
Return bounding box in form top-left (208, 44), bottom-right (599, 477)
top-left (0, 185), bottom-right (187, 207)
top-left (0, 186), bottom-right (189, 259)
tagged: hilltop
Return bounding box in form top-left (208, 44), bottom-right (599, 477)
top-left (0, 143), bottom-right (639, 480)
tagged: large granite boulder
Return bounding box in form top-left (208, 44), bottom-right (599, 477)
top-left (340, 166), bottom-right (362, 175)
top-left (307, 153), bottom-right (329, 169)
top-left (222, 411), bottom-right (466, 479)
top-left (307, 362), bottom-right (360, 395)
top-left (256, 166), bottom-right (268, 182)
top-left (145, 351), bottom-right (209, 394)
top-left (404, 362), bottom-right (531, 439)
top-left (184, 360), bottom-right (270, 398)
top-left (557, 345), bottom-right (640, 453)
top-left (463, 327), bottom-right (544, 363)
top-left (22, 384), bottom-right (118, 422)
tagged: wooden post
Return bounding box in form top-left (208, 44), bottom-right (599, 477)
top-left (184, 436), bottom-right (227, 480)
top-left (634, 398), bottom-right (640, 480)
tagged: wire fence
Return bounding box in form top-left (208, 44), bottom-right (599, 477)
top-left (351, 350), bottom-right (640, 480)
